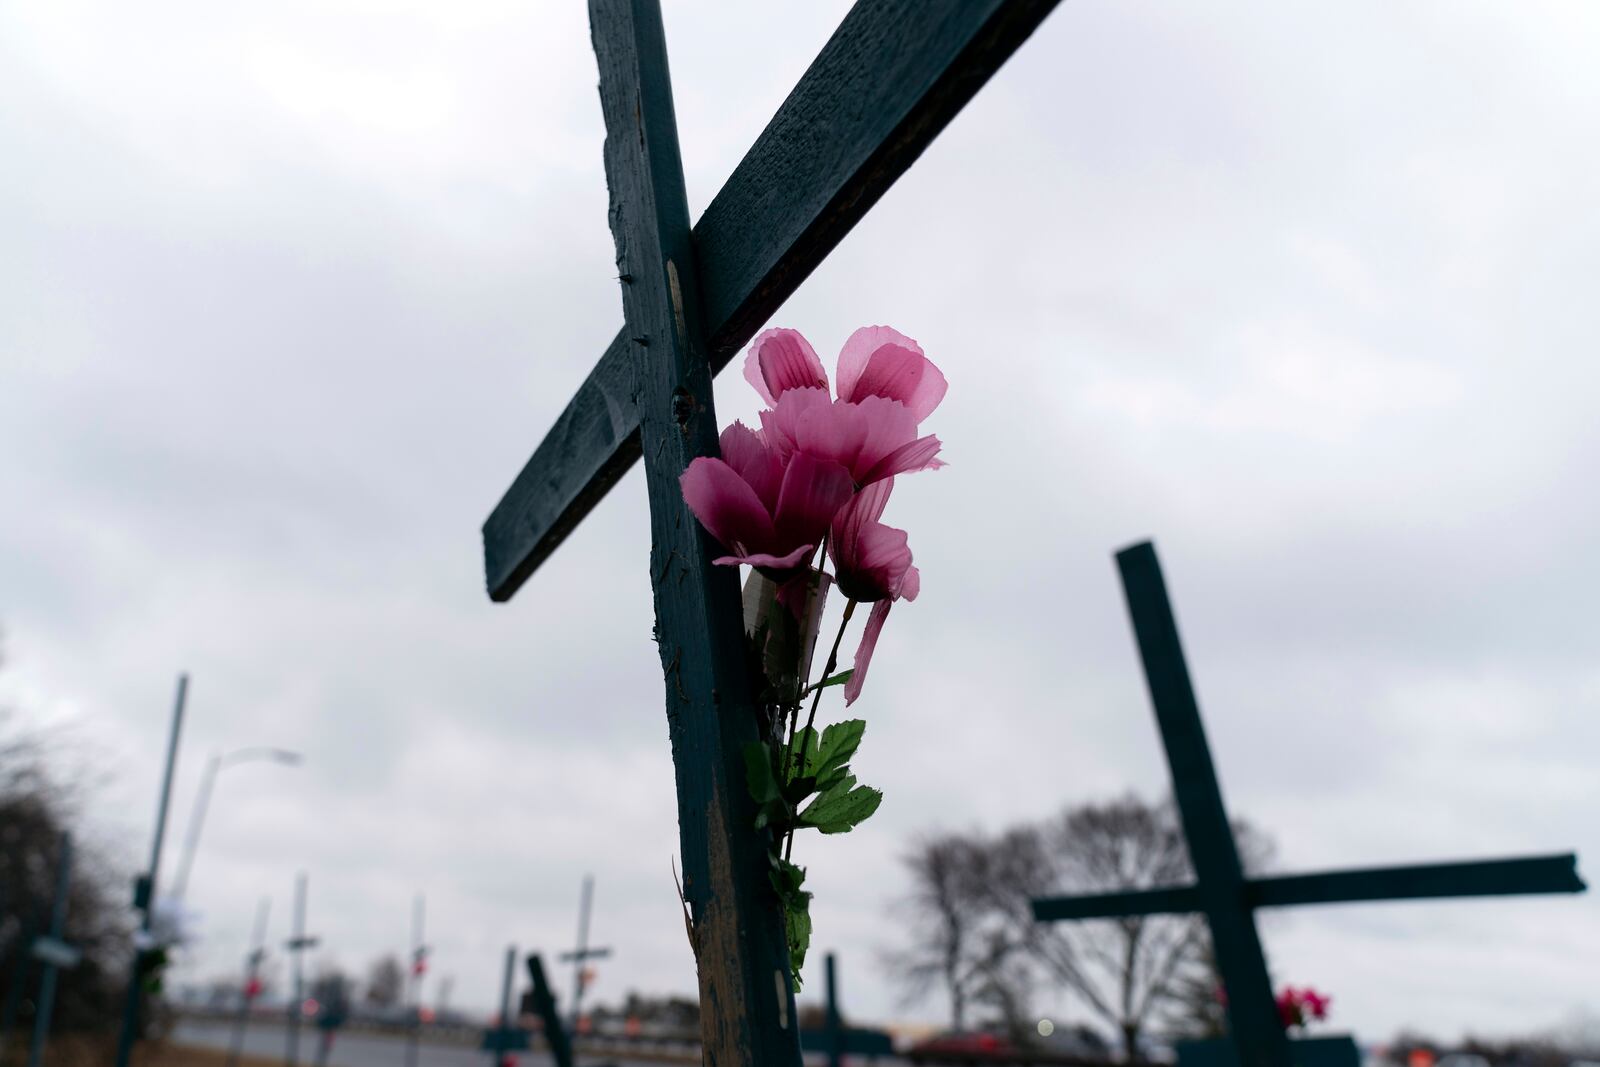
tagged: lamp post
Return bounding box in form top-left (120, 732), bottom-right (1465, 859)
top-left (171, 747), bottom-right (302, 901)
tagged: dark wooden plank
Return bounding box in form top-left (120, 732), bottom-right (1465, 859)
top-left (523, 954), bottom-right (573, 1067)
top-left (588, 1), bottom-right (802, 1064)
top-left (482, 330), bottom-right (637, 603)
top-left (1031, 854), bottom-right (1585, 922)
top-left (1249, 854), bottom-right (1586, 910)
top-left (1116, 542), bottom-right (1290, 1067)
top-left (1031, 884), bottom-right (1202, 923)
top-left (484, 0), bottom-right (1063, 600)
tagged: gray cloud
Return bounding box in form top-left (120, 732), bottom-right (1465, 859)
top-left (2, 0), bottom-right (1596, 1043)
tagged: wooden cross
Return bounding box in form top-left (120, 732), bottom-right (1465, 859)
top-left (1031, 541), bottom-right (1586, 1067)
top-left (405, 893), bottom-right (427, 1067)
top-left (480, 2), bottom-right (1063, 1061)
top-left (479, 946), bottom-right (531, 1066)
top-left (557, 875), bottom-right (611, 1029)
top-left (520, 953), bottom-right (574, 1067)
top-left (225, 897), bottom-right (270, 1067)
top-left (25, 834), bottom-right (80, 1067)
top-left (283, 872), bottom-right (321, 1067)
top-left (799, 953), bottom-right (895, 1066)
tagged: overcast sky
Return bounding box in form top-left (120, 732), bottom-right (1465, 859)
top-left (2, 0), bottom-right (1597, 1045)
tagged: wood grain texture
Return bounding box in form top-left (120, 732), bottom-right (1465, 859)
top-left (1032, 855), bottom-right (1583, 923)
top-left (483, 0), bottom-right (1063, 601)
top-left (1031, 884), bottom-right (1202, 923)
top-left (1116, 542), bottom-right (1291, 1067)
top-left (589, 0), bottom-right (801, 1064)
top-left (1248, 854), bottom-right (1586, 909)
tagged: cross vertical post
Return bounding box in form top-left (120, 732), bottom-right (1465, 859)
top-left (226, 897), bottom-right (270, 1067)
top-left (1033, 541), bottom-right (1584, 1067)
top-left (1116, 543), bottom-right (1292, 1067)
top-left (523, 954), bottom-right (573, 1067)
top-left (405, 893), bottom-right (426, 1067)
top-left (283, 872), bottom-right (320, 1067)
top-left (114, 672), bottom-right (188, 1067)
top-left (824, 952), bottom-right (842, 1067)
top-left (25, 834), bottom-right (75, 1067)
top-left (587, 0), bottom-right (802, 1062)
top-left (493, 946), bottom-right (516, 1067)
top-left (558, 875), bottom-right (611, 1030)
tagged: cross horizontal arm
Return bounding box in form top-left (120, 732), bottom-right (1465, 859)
top-left (1031, 884), bottom-right (1202, 923)
top-left (1030, 854), bottom-right (1583, 925)
top-left (482, 0), bottom-right (1063, 600)
top-left (1247, 853), bottom-right (1585, 909)
top-left (556, 947), bottom-right (613, 962)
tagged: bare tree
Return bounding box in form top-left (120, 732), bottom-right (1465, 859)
top-left (0, 647), bottom-right (132, 1041)
top-left (364, 954), bottom-right (405, 1009)
top-left (882, 832), bottom-right (1028, 1035)
top-left (979, 794), bottom-right (1273, 1059)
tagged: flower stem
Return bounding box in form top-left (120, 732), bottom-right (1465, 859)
top-left (784, 599), bottom-right (857, 861)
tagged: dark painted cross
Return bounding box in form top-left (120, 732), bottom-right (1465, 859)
top-left (558, 875), bottom-right (611, 1030)
top-left (522, 953), bottom-right (575, 1067)
top-left (283, 872), bottom-right (321, 1067)
top-left (479, 1), bottom-right (1063, 1063)
top-left (479, 946), bottom-right (533, 1067)
top-left (225, 897), bottom-right (270, 1067)
top-left (799, 953), bottom-right (895, 1067)
top-left (25, 834), bottom-right (81, 1067)
top-left (1031, 541), bottom-right (1587, 1067)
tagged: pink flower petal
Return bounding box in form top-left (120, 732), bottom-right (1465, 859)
top-left (718, 421), bottom-right (782, 513)
top-left (843, 599), bottom-right (894, 706)
top-left (861, 433), bottom-right (942, 485)
top-left (850, 479), bottom-right (894, 527)
top-left (759, 386), bottom-right (833, 462)
top-left (837, 326), bottom-right (919, 399)
top-left (743, 328), bottom-right (827, 406)
top-left (713, 545), bottom-right (814, 570)
top-left (773, 453), bottom-right (855, 550)
top-left (679, 457), bottom-right (775, 558)
top-left (855, 346), bottom-right (948, 423)
top-left (898, 564), bottom-right (921, 602)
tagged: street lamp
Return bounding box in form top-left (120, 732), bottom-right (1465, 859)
top-left (170, 747), bottom-right (302, 901)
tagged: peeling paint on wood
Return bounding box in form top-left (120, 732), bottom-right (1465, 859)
top-left (588, 0), bottom-right (801, 1063)
top-left (482, 0), bottom-right (1063, 601)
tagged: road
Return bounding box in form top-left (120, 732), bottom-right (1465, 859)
top-left (170, 1018), bottom-right (672, 1067)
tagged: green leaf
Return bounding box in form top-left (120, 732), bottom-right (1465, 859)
top-left (785, 893), bottom-right (812, 990)
top-left (802, 669), bottom-right (854, 697)
top-left (801, 719), bottom-right (866, 792)
top-left (781, 774), bottom-right (818, 806)
top-left (769, 857), bottom-right (812, 988)
top-left (769, 854), bottom-right (805, 895)
top-left (744, 742), bottom-right (780, 805)
top-left (745, 742), bottom-right (793, 832)
top-left (797, 774), bottom-right (883, 834)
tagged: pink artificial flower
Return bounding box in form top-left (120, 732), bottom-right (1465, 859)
top-left (744, 325), bottom-right (948, 425)
top-left (742, 328), bottom-right (829, 407)
top-left (826, 481), bottom-right (921, 705)
top-left (1303, 990), bottom-right (1331, 1021)
top-left (1276, 989), bottom-right (1302, 1029)
top-left (835, 325), bottom-right (948, 423)
top-left (680, 422), bottom-right (854, 573)
top-left (760, 388), bottom-right (942, 488)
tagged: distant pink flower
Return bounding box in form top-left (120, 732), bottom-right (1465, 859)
top-left (680, 422), bottom-right (853, 573)
top-left (1277, 986), bottom-right (1332, 1030)
top-left (827, 481), bottom-right (921, 705)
